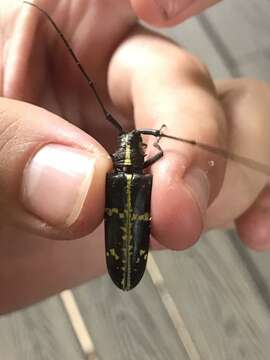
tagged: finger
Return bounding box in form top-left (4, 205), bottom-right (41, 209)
top-left (0, 97), bottom-right (111, 239)
top-left (108, 27), bottom-right (227, 249)
top-left (150, 235), bottom-right (167, 250)
top-left (205, 79), bottom-right (270, 229)
top-left (130, 0), bottom-right (221, 27)
top-left (236, 185), bottom-right (270, 251)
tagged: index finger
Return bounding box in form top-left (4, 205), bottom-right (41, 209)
top-left (130, 0), bottom-right (221, 27)
top-left (108, 27), bottom-right (227, 249)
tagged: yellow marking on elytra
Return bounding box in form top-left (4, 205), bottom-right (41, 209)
top-left (109, 248), bottom-right (120, 260)
top-left (132, 213), bottom-right (150, 221)
top-left (105, 207), bottom-right (118, 216)
top-left (124, 139), bottom-right (132, 165)
top-left (121, 173), bottom-right (133, 290)
top-left (105, 207), bottom-right (125, 219)
top-left (140, 250), bottom-right (146, 256)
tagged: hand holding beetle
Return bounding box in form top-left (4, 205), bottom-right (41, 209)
top-left (0, 0), bottom-right (269, 309)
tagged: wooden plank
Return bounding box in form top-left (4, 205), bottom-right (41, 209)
top-left (0, 296), bottom-right (84, 360)
top-left (73, 272), bottom-right (191, 360)
top-left (231, 233), bottom-right (270, 310)
top-left (147, 254), bottom-right (200, 360)
top-left (158, 17), bottom-right (230, 78)
top-left (60, 290), bottom-right (98, 359)
top-left (197, 0), bottom-right (270, 79)
top-left (202, 0), bottom-right (270, 61)
top-left (153, 231), bottom-right (270, 360)
top-left (161, 0), bottom-right (270, 80)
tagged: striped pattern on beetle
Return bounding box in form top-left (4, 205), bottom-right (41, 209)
top-left (105, 131), bottom-right (153, 291)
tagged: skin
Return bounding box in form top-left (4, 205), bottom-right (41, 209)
top-left (0, 0), bottom-right (269, 313)
top-left (130, 0), bottom-right (221, 26)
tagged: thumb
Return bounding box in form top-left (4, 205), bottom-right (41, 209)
top-left (0, 97), bottom-right (111, 239)
top-left (130, 0), bottom-right (221, 26)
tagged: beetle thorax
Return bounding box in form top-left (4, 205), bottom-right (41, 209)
top-left (112, 130), bottom-right (145, 173)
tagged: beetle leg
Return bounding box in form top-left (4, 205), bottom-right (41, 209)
top-left (142, 142), bottom-right (148, 149)
top-left (144, 142), bottom-right (164, 168)
top-left (156, 124), bottom-right (167, 143)
top-left (139, 125), bottom-right (166, 168)
top-left (138, 124), bottom-right (166, 138)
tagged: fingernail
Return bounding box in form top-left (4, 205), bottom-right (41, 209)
top-left (22, 144), bottom-right (95, 227)
top-left (155, 0), bottom-right (191, 19)
top-left (184, 167), bottom-right (210, 218)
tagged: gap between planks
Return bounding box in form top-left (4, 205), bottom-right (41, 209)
top-left (60, 255), bottom-right (200, 360)
top-left (147, 253), bottom-right (201, 360)
top-left (60, 290), bottom-right (98, 360)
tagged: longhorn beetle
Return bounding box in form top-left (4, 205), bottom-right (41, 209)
top-left (24, 1), bottom-right (270, 291)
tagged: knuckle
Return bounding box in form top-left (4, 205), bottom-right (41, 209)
top-left (174, 50), bottom-right (214, 91)
top-left (177, 51), bottom-right (210, 78)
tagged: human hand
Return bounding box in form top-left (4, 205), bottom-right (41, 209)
top-left (0, 0), bottom-right (269, 312)
top-left (130, 0), bottom-right (221, 26)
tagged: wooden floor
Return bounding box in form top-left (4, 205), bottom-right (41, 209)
top-left (1, 1), bottom-right (270, 359)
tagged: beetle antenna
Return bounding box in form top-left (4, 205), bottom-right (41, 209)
top-left (23, 1), bottom-right (123, 133)
top-left (161, 133), bottom-right (270, 176)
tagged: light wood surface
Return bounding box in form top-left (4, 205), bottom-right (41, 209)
top-left (0, 296), bottom-right (84, 359)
